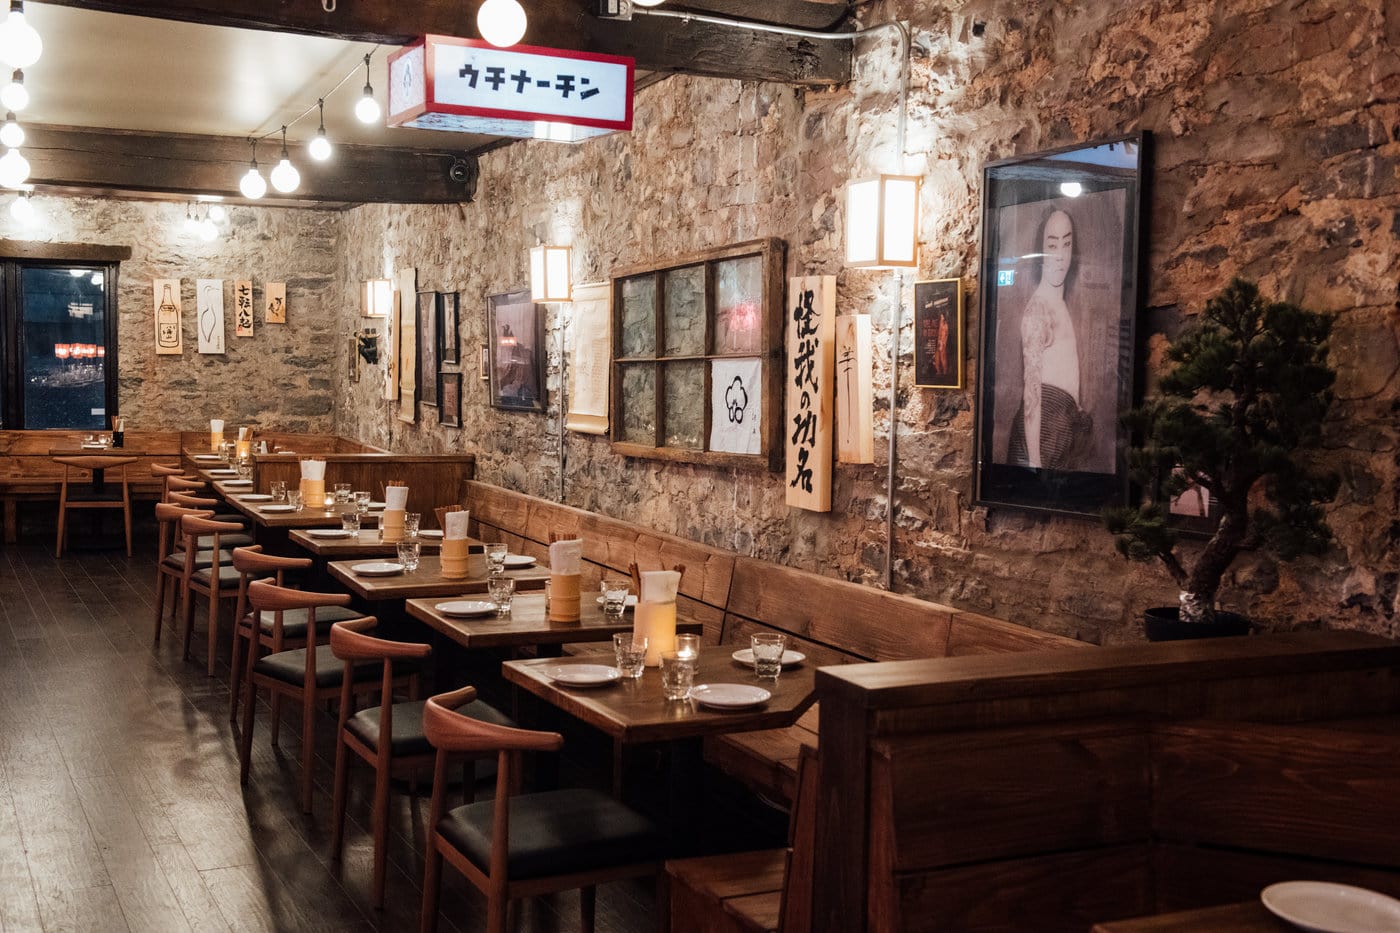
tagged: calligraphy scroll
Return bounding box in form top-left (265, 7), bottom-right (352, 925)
top-left (234, 280), bottom-right (254, 337)
top-left (153, 278), bottom-right (183, 355)
top-left (836, 314), bottom-right (875, 464)
top-left (265, 282), bottom-right (286, 324)
top-left (196, 279), bottom-right (225, 354)
top-left (785, 275), bottom-right (835, 511)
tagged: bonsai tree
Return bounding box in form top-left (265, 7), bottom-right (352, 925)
top-left (1104, 278), bottom-right (1340, 627)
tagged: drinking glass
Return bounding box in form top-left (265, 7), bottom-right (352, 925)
top-left (660, 651), bottom-right (696, 700)
top-left (613, 633), bottom-right (647, 680)
top-left (83, 433), bottom-right (96, 445)
top-left (333, 483), bottom-right (352, 504)
top-left (600, 579), bottom-right (630, 621)
top-left (485, 543), bottom-right (508, 576)
top-left (341, 511), bottom-right (361, 535)
top-left (404, 512), bottom-right (421, 539)
top-left (220, 441), bottom-right (236, 463)
top-left (487, 575), bottom-right (515, 616)
top-left (396, 540), bottom-right (421, 573)
top-left (269, 480), bottom-right (287, 503)
top-left (354, 490), bottom-right (371, 514)
top-left (751, 633), bottom-right (786, 680)
top-left (235, 457), bottom-right (252, 480)
top-left (286, 490), bottom-right (303, 512)
top-left (675, 633), bottom-right (700, 661)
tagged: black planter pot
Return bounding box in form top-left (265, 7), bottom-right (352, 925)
top-left (1143, 607), bottom-right (1251, 642)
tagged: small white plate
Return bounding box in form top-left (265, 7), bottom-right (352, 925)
top-left (1262, 881), bottom-right (1400, 933)
top-left (259, 504), bottom-right (296, 513)
top-left (731, 648), bottom-right (807, 668)
top-left (82, 443), bottom-right (106, 449)
top-left (193, 454), bottom-right (222, 461)
top-left (435, 600), bottom-right (497, 618)
top-left (547, 664), bottom-right (621, 687)
top-left (239, 494), bottom-right (274, 502)
top-left (308, 529), bottom-right (353, 539)
top-left (595, 594), bottom-right (639, 608)
top-left (503, 554), bottom-right (536, 568)
top-left (419, 529), bottom-right (444, 539)
top-left (689, 684), bottom-right (772, 709)
top-left (222, 479), bottom-right (253, 487)
top-left (351, 561), bottom-right (404, 577)
top-left (207, 469), bottom-right (239, 476)
top-left (366, 501), bottom-right (386, 510)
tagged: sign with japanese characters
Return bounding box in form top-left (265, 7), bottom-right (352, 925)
top-left (387, 36), bottom-right (634, 141)
top-left (785, 276), bottom-right (835, 512)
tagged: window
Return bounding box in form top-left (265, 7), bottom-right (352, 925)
top-left (1, 259), bottom-right (119, 429)
top-left (610, 238), bottom-right (785, 470)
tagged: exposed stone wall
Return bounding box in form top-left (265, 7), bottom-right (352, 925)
top-left (339, 0), bottom-right (1400, 644)
top-left (0, 195), bottom-right (343, 432)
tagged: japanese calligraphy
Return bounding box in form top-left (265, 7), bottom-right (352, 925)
top-left (234, 279), bottom-right (254, 337)
top-left (785, 276), bottom-right (835, 512)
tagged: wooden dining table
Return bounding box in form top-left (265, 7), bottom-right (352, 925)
top-left (1092, 902), bottom-right (1289, 932)
top-left (218, 489), bottom-right (353, 530)
top-left (327, 553), bottom-right (549, 602)
top-left (288, 527), bottom-right (445, 559)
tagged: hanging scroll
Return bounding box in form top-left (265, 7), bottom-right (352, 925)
top-left (234, 280), bottom-right (254, 337)
top-left (785, 275), bottom-right (835, 511)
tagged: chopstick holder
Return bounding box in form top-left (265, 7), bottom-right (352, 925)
top-left (210, 419), bottom-right (225, 452)
top-left (440, 509), bottom-right (472, 578)
top-left (298, 459), bottom-right (326, 506)
top-left (547, 538), bottom-right (584, 622)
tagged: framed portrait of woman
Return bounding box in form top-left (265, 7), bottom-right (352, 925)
top-left (972, 132), bottom-right (1149, 517)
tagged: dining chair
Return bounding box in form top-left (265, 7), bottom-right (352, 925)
top-left (150, 462), bottom-right (187, 502)
top-left (52, 454), bottom-right (138, 557)
top-left (179, 514), bottom-right (245, 675)
top-left (238, 581), bottom-right (402, 813)
top-left (419, 685), bottom-right (665, 933)
top-left (152, 502), bottom-right (215, 644)
top-left (329, 618), bottom-right (515, 909)
top-left (167, 490), bottom-right (253, 545)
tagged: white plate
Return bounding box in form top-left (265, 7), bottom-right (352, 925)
top-left (595, 594), bottom-right (639, 608)
top-left (307, 529), bottom-right (353, 539)
top-left (239, 493), bottom-right (274, 502)
top-left (435, 600), bottom-right (497, 618)
top-left (366, 501), bottom-right (386, 510)
top-left (731, 648), bottom-right (807, 668)
top-left (690, 684), bottom-right (772, 709)
top-left (193, 454), bottom-right (222, 461)
top-left (546, 664), bottom-right (621, 687)
top-left (207, 469), bottom-right (239, 476)
top-left (222, 479), bottom-right (253, 487)
top-left (351, 561), bottom-right (404, 577)
top-left (503, 554), bottom-right (536, 568)
top-left (259, 504), bottom-right (296, 513)
top-left (419, 529), bottom-right (444, 539)
top-left (1262, 882), bottom-right (1400, 933)
top-left (81, 443), bottom-right (107, 449)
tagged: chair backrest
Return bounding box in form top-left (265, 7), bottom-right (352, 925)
top-left (248, 579), bottom-right (353, 661)
top-left (779, 745), bottom-right (820, 933)
top-left (179, 514), bottom-right (244, 582)
top-left (331, 618), bottom-right (431, 761)
top-left (167, 475), bottom-right (209, 493)
top-left (151, 462), bottom-right (185, 502)
top-left (169, 491), bottom-right (219, 509)
top-left (231, 546), bottom-right (309, 634)
top-left (54, 455), bottom-right (137, 492)
top-left (154, 502), bottom-right (212, 559)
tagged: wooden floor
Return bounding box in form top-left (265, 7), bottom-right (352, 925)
top-left (0, 529), bottom-right (658, 933)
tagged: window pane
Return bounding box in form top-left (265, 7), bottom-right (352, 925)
top-left (663, 361), bottom-right (704, 449)
top-left (619, 275), bottom-right (656, 358)
top-left (713, 255), bottom-right (763, 355)
top-left (618, 364), bottom-right (656, 445)
top-left (662, 265), bottom-right (705, 357)
top-left (23, 266), bottom-right (110, 430)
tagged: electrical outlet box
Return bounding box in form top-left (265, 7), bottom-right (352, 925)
top-left (597, 0), bottom-right (634, 20)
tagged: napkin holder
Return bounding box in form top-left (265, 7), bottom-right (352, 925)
top-left (440, 537), bottom-right (472, 579)
top-left (299, 477), bottom-right (325, 507)
top-left (547, 572), bottom-right (582, 623)
top-left (380, 508), bottom-right (406, 543)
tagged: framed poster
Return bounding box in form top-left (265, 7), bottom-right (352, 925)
top-left (265, 282), bottom-right (286, 324)
top-left (348, 335), bottom-right (360, 382)
top-left (487, 290), bottom-right (545, 412)
top-left (154, 278), bottom-right (183, 355)
top-left (973, 132), bottom-right (1148, 517)
top-left (438, 292), bottom-right (459, 364)
top-left (234, 280), bottom-right (254, 337)
top-left (565, 281), bottom-right (611, 435)
top-left (418, 291), bottom-right (438, 407)
top-left (913, 278), bottom-right (963, 389)
top-left (439, 371), bottom-right (462, 427)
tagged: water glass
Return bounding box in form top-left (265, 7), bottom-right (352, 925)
top-left (354, 490), bottom-right (371, 514)
top-left (660, 651), bottom-right (696, 700)
top-left (83, 433), bottom-right (96, 445)
top-left (613, 633), bottom-right (647, 679)
top-left (220, 441), bottom-right (236, 463)
top-left (600, 579), bottom-right (630, 620)
top-left (333, 483), bottom-right (352, 506)
top-left (485, 543), bottom-right (508, 576)
top-left (404, 512), bottom-right (421, 538)
top-left (286, 490), bottom-right (303, 512)
top-left (396, 540), bottom-right (421, 573)
top-left (751, 633), bottom-right (787, 680)
top-left (488, 575), bottom-right (515, 616)
top-left (675, 633), bottom-right (701, 661)
top-left (341, 511), bottom-right (361, 535)
top-left (235, 457), bottom-right (252, 480)
top-left (269, 480), bottom-right (287, 503)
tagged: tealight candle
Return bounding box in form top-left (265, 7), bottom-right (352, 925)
top-left (675, 633), bottom-right (700, 660)
top-left (323, 494), bottom-right (336, 509)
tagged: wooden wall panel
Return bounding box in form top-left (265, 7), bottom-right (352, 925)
top-left (255, 455), bottom-right (474, 521)
top-left (1153, 843), bottom-right (1400, 915)
top-left (947, 609), bottom-right (1090, 655)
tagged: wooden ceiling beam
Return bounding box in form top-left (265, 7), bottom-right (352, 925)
top-left (22, 124), bottom-right (479, 204)
top-left (38, 0), bottom-right (851, 85)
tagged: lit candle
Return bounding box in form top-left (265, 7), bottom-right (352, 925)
top-left (324, 494), bottom-right (336, 510)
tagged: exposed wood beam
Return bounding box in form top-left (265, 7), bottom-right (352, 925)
top-left (0, 240), bottom-right (132, 261)
top-left (23, 124), bottom-right (479, 204)
top-left (678, 0), bottom-right (849, 30)
top-left (38, 0), bottom-right (850, 86)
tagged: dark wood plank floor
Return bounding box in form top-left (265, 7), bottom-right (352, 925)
top-left (0, 525), bottom-right (658, 933)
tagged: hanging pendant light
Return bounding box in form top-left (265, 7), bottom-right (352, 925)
top-left (269, 125), bottom-right (300, 193)
top-left (0, 69), bottom-right (25, 112)
top-left (308, 98), bottom-right (332, 161)
top-left (632, 0), bottom-right (667, 6)
top-left (0, 145), bottom-right (28, 187)
top-left (354, 53), bottom-right (380, 124)
top-left (477, 0), bottom-right (527, 48)
top-left (239, 139), bottom-right (266, 200)
top-left (0, 110), bottom-right (21, 149)
top-left (9, 188), bottom-right (31, 222)
top-left (0, 2), bottom-right (41, 70)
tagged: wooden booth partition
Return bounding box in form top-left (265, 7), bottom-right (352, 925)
top-left (255, 454), bottom-right (474, 522)
top-left (178, 430), bottom-right (387, 460)
top-left (810, 631), bottom-right (1400, 932)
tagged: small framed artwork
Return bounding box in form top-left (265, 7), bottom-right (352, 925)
top-left (439, 371), bottom-right (462, 427)
top-left (438, 292), bottom-right (460, 364)
top-left (348, 335), bottom-right (359, 382)
top-left (479, 345), bottom-right (490, 380)
top-left (914, 278), bottom-right (964, 389)
top-left (973, 132), bottom-right (1148, 518)
top-left (487, 290), bottom-right (545, 412)
top-left (418, 291), bottom-right (438, 407)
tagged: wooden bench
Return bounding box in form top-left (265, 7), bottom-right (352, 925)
top-left (0, 429), bottom-right (180, 544)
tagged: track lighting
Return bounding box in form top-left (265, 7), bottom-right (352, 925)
top-left (0, 145), bottom-right (28, 187)
top-left (9, 189), bottom-right (31, 222)
top-left (0, 110), bottom-right (21, 148)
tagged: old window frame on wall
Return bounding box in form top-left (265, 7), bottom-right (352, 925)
top-left (972, 131), bottom-right (1149, 518)
top-left (609, 238), bottom-right (785, 471)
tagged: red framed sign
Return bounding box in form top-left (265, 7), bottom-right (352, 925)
top-left (387, 36), bottom-right (634, 141)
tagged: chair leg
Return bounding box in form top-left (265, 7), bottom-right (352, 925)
top-left (239, 676), bottom-right (258, 786)
top-left (419, 840), bottom-right (443, 933)
top-left (206, 591), bottom-right (220, 676)
top-left (301, 692), bottom-right (317, 813)
top-left (54, 495), bottom-right (66, 558)
top-left (229, 625), bottom-right (245, 721)
top-left (371, 756), bottom-right (391, 909)
top-left (123, 498), bottom-right (132, 558)
top-left (153, 569), bottom-right (167, 644)
top-left (270, 694), bottom-right (284, 746)
top-left (182, 588), bottom-right (196, 662)
top-left (331, 737), bottom-right (350, 862)
top-left (581, 885), bottom-right (597, 933)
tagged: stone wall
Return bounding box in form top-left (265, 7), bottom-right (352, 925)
top-left (0, 195), bottom-right (343, 432)
top-left (339, 0), bottom-right (1400, 644)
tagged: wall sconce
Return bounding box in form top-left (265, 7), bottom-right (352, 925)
top-left (845, 175), bottom-right (921, 269)
top-left (362, 278), bottom-right (393, 317)
top-left (356, 328), bottom-right (380, 364)
top-left (529, 245), bottom-right (572, 302)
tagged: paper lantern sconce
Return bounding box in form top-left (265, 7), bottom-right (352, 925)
top-left (845, 175), bottom-right (921, 269)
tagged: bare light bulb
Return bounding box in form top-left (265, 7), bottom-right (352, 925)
top-left (632, 0), bottom-right (666, 6)
top-left (239, 162), bottom-right (266, 200)
top-left (9, 192), bottom-right (31, 222)
top-left (0, 3), bottom-right (41, 70)
top-left (0, 69), bottom-right (25, 112)
top-left (0, 111), bottom-right (21, 148)
top-left (270, 157), bottom-right (299, 193)
top-left (198, 218), bottom-right (218, 242)
top-left (207, 204), bottom-right (226, 222)
top-left (309, 130), bottom-right (332, 161)
top-left (355, 88), bottom-right (380, 124)
top-left (477, 0), bottom-right (527, 48)
top-left (0, 146), bottom-right (28, 187)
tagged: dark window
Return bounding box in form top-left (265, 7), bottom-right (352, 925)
top-left (1, 260), bottom-right (119, 429)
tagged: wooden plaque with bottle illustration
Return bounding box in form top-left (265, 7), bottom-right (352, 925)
top-left (154, 278), bottom-right (183, 355)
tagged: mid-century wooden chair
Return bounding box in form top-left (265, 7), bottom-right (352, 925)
top-left (150, 462), bottom-right (187, 502)
top-left (330, 618), bottom-right (514, 909)
top-left (152, 502), bottom-right (218, 644)
top-left (419, 685), bottom-right (666, 933)
top-left (238, 581), bottom-right (402, 813)
top-left (53, 454), bottom-right (138, 557)
top-left (179, 514), bottom-right (245, 675)
top-left (167, 490), bottom-right (252, 546)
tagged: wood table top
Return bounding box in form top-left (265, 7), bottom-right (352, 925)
top-left (1092, 902), bottom-right (1287, 932)
top-left (218, 492), bottom-right (349, 529)
top-left (502, 650), bottom-right (818, 744)
top-left (48, 447), bottom-right (145, 457)
top-left (327, 554), bottom-right (549, 601)
top-left (406, 591), bottom-right (702, 650)
top-left (288, 529), bottom-right (461, 558)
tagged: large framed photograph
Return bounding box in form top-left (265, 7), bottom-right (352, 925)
top-left (439, 371), bottom-right (461, 427)
top-left (973, 132), bottom-right (1148, 517)
top-left (487, 290), bottom-right (545, 412)
top-left (914, 278), bottom-right (964, 389)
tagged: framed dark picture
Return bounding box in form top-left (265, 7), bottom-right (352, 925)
top-left (439, 371), bottom-right (461, 427)
top-left (487, 290), bottom-right (545, 412)
top-left (914, 278), bottom-right (964, 389)
top-left (438, 292), bottom-right (459, 364)
top-left (973, 132), bottom-right (1148, 517)
top-left (417, 291), bottom-right (438, 407)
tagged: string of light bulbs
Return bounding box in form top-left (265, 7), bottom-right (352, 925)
top-left (475, 0), bottom-right (665, 48)
top-left (0, 0), bottom-right (41, 192)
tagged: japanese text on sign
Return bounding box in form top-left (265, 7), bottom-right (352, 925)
top-left (785, 276), bottom-right (835, 512)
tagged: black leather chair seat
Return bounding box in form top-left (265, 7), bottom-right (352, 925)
top-left (257, 605), bottom-right (364, 641)
top-left (192, 564), bottom-right (242, 587)
top-left (162, 549), bottom-right (234, 571)
top-left (254, 644), bottom-right (382, 689)
top-left (197, 532), bottom-right (254, 548)
top-left (347, 698), bottom-right (514, 757)
top-left (65, 487), bottom-right (125, 503)
top-left (436, 789), bottom-right (664, 880)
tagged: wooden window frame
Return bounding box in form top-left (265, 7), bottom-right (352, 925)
top-left (609, 237), bottom-right (785, 471)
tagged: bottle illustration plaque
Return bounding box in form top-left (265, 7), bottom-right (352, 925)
top-left (154, 279), bottom-right (183, 355)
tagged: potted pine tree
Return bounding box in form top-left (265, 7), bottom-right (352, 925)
top-left (1104, 279), bottom-right (1339, 640)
